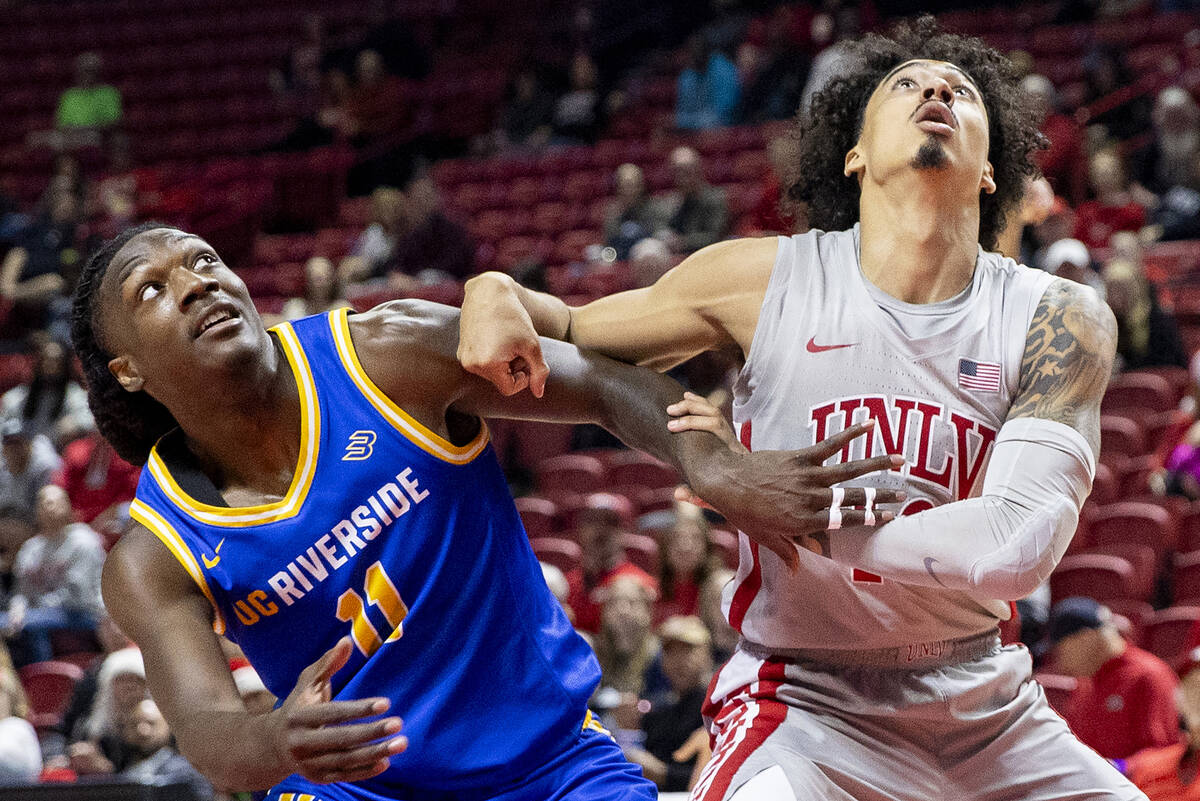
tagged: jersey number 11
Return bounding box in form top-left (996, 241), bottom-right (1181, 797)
top-left (335, 561), bottom-right (408, 657)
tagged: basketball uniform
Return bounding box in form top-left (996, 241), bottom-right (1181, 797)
top-left (691, 227), bottom-right (1145, 800)
top-left (129, 308), bottom-right (655, 801)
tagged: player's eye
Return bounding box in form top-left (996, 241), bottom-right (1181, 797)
top-left (894, 77), bottom-right (916, 89)
top-left (954, 85), bottom-right (974, 98)
top-left (196, 253), bottom-right (218, 268)
top-left (138, 283), bottom-right (162, 302)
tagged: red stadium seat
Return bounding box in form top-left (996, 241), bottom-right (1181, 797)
top-left (1099, 415), bottom-right (1146, 461)
top-left (514, 496), bottom-right (559, 540)
top-left (1090, 462), bottom-right (1118, 506)
top-left (1145, 409), bottom-right (1191, 461)
top-left (1049, 554), bottom-right (1136, 604)
top-left (530, 537), bottom-right (582, 574)
top-left (1034, 673), bottom-right (1078, 714)
top-left (1082, 542), bottom-right (1158, 601)
top-left (606, 452), bottom-right (679, 491)
top-left (581, 492), bottom-right (638, 529)
top-left (19, 661), bottom-right (84, 731)
top-left (622, 533), bottom-right (661, 574)
top-left (1086, 501), bottom-right (1177, 554)
top-left (1142, 606), bottom-right (1200, 668)
top-left (1182, 505), bottom-right (1200, 553)
top-left (1132, 366), bottom-right (1191, 405)
top-left (1102, 373), bottom-right (1177, 415)
top-left (534, 454), bottom-right (607, 495)
top-left (1105, 598), bottom-right (1154, 645)
top-left (1176, 551), bottom-right (1200, 604)
top-left (634, 487), bottom-right (680, 515)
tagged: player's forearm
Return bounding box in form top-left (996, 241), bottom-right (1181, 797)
top-left (463, 272), bottom-right (572, 341)
top-left (173, 709), bottom-right (290, 790)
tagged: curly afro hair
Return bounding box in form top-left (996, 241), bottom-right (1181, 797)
top-left (71, 222), bottom-right (181, 466)
top-left (785, 15), bottom-right (1046, 251)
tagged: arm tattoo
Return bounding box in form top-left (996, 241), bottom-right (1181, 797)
top-left (1007, 279), bottom-right (1116, 456)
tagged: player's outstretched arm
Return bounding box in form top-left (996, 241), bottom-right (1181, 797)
top-left (350, 300), bottom-right (903, 571)
top-left (822, 279), bottom-right (1115, 600)
top-left (457, 237), bottom-right (776, 395)
top-left (101, 527), bottom-right (406, 790)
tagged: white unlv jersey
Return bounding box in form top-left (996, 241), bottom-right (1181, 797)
top-left (728, 225), bottom-right (1057, 651)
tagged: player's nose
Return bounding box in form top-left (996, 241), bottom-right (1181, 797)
top-left (923, 78), bottom-right (954, 106)
top-left (169, 265), bottom-right (219, 310)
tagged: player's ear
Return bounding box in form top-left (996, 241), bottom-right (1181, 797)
top-left (844, 143), bottom-right (866, 183)
top-left (108, 355), bottom-right (145, 393)
top-left (980, 160), bottom-right (996, 195)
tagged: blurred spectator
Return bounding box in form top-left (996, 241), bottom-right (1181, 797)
top-left (740, 136), bottom-right (800, 236)
top-left (654, 505), bottom-right (720, 624)
top-left (736, 7), bottom-right (808, 124)
top-left (1103, 257), bottom-right (1188, 370)
top-left (282, 257), bottom-right (351, 322)
top-left (337, 186), bottom-right (407, 284)
top-left (1, 485), bottom-right (104, 665)
top-left (565, 502), bottom-right (656, 633)
top-left (592, 573), bottom-right (662, 697)
top-left (2, 337), bottom-right (93, 447)
top-left (119, 698), bottom-right (214, 800)
top-left (676, 34), bottom-right (740, 131)
top-left (0, 419), bottom-right (62, 525)
top-left (540, 561), bottom-right (575, 626)
top-left (231, 664), bottom-right (275, 716)
top-left (494, 67), bottom-right (555, 152)
top-left (1074, 149), bottom-right (1148, 249)
top-left (698, 567), bottom-right (737, 664)
top-left (0, 188), bottom-right (82, 342)
top-left (1124, 650), bottom-right (1200, 798)
top-left (0, 503), bottom-right (33, 600)
top-left (0, 642), bottom-right (40, 782)
top-left (1135, 87), bottom-right (1200, 195)
top-left (55, 53), bottom-right (122, 145)
top-left (380, 172), bottom-right (475, 285)
top-left (57, 616), bottom-right (133, 752)
top-left (1040, 237), bottom-right (1105, 295)
top-left (629, 237), bottom-right (674, 289)
top-left (1022, 74), bottom-right (1088, 206)
top-left (551, 53), bottom-right (604, 145)
top-left (801, 5), bottom-right (863, 114)
top-left (1051, 597), bottom-right (1179, 760)
top-left (342, 50), bottom-right (406, 146)
top-left (661, 147), bottom-right (729, 254)
top-left (352, 0), bottom-right (430, 81)
top-left (55, 425), bottom-right (138, 534)
top-left (603, 164), bottom-right (667, 260)
top-left (623, 616), bottom-right (712, 792)
top-left (1081, 46), bottom-right (1153, 142)
top-left (70, 646), bottom-right (147, 775)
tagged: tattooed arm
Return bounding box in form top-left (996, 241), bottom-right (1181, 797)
top-left (814, 279), bottom-right (1114, 600)
top-left (1006, 279), bottom-right (1117, 455)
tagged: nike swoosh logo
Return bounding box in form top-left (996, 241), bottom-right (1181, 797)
top-left (923, 557), bottom-right (947, 587)
top-left (202, 538), bottom-right (225, 569)
top-left (806, 336), bottom-right (858, 353)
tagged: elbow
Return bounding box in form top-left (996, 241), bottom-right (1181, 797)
top-left (966, 497), bottom-right (1079, 601)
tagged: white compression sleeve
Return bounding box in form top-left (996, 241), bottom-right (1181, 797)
top-left (828, 417), bottom-right (1095, 601)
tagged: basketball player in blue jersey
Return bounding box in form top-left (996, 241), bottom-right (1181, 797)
top-left (69, 222), bottom-right (905, 801)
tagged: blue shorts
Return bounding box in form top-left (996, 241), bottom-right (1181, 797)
top-left (265, 727), bottom-right (656, 801)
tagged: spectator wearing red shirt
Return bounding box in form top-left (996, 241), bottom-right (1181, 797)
top-left (1073, 149), bottom-right (1149, 249)
top-left (1022, 74), bottom-right (1087, 207)
top-left (565, 502), bottom-right (655, 633)
top-left (1125, 648), bottom-right (1200, 800)
top-left (1051, 597), bottom-right (1180, 760)
top-left (55, 427), bottom-right (138, 530)
top-left (653, 504), bottom-right (722, 625)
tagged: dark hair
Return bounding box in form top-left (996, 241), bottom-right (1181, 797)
top-left (785, 15), bottom-right (1045, 251)
top-left (70, 222), bottom-right (180, 466)
top-left (21, 337), bottom-right (69, 424)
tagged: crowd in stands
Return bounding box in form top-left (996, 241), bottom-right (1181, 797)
top-left (1, 0), bottom-right (1200, 796)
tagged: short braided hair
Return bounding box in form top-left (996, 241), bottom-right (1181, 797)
top-left (70, 222), bottom-right (180, 466)
top-left (785, 15), bottom-right (1046, 250)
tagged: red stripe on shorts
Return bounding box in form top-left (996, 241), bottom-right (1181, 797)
top-left (693, 661), bottom-right (789, 801)
top-left (727, 420), bottom-right (760, 633)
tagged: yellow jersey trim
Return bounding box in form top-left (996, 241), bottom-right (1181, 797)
top-left (329, 307), bottom-right (489, 464)
top-left (130, 499), bottom-right (227, 635)
top-left (144, 323), bottom-right (321, 527)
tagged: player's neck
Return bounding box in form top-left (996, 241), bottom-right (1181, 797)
top-left (168, 337), bottom-right (303, 497)
top-left (857, 179), bottom-right (980, 305)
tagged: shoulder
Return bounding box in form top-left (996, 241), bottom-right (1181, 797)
top-left (678, 236), bottom-right (778, 273)
top-left (1032, 277), bottom-right (1117, 340)
top-left (346, 299), bottom-right (459, 362)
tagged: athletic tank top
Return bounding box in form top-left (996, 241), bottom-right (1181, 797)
top-left (729, 225), bottom-right (1056, 651)
top-left (130, 308), bottom-right (601, 792)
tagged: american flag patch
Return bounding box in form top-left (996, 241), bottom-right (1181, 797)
top-left (958, 358), bottom-right (1002, 392)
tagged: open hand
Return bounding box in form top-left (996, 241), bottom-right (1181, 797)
top-left (272, 638), bottom-right (407, 784)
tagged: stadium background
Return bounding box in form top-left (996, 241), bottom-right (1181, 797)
top-left (1, 0), bottom-right (1200, 797)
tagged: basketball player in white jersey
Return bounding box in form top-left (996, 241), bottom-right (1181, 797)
top-left (457, 16), bottom-right (1144, 801)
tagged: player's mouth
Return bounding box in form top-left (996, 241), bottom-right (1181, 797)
top-left (192, 302), bottom-right (242, 338)
top-left (913, 101), bottom-right (956, 136)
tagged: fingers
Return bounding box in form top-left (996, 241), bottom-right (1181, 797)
top-left (821, 508), bottom-right (896, 529)
top-left (303, 757), bottom-right (395, 785)
top-left (819, 453), bottom-right (904, 484)
top-left (806, 420), bottom-right (874, 461)
top-left (295, 733), bottom-right (408, 768)
top-left (301, 637), bottom-right (353, 686)
top-left (526, 345), bottom-right (550, 399)
top-left (287, 698), bottom-right (391, 728)
top-left (288, 716), bottom-right (404, 756)
top-left (825, 486), bottom-right (906, 508)
top-left (673, 485), bottom-right (716, 511)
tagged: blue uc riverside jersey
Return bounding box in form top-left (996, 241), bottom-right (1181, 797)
top-left (129, 308), bottom-right (602, 792)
